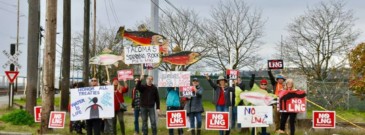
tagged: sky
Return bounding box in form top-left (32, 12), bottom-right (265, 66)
top-left (0, 0), bottom-right (365, 78)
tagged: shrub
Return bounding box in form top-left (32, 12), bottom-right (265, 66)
top-left (0, 109), bottom-right (34, 126)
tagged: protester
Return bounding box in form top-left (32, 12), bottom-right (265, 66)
top-left (137, 73), bottom-right (160, 135)
top-left (86, 77), bottom-right (102, 135)
top-left (250, 78), bottom-right (270, 135)
top-left (205, 74), bottom-right (234, 135)
top-left (166, 87), bottom-right (183, 135)
top-left (69, 82), bottom-right (86, 134)
top-left (185, 78), bottom-right (204, 135)
top-left (132, 78), bottom-right (141, 135)
top-left (268, 70), bottom-right (286, 131)
top-left (277, 79), bottom-right (297, 135)
top-left (104, 77), bottom-right (128, 135)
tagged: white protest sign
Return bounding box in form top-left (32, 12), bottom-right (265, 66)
top-left (124, 45), bottom-right (160, 64)
top-left (237, 106), bottom-right (273, 127)
top-left (70, 85), bottom-right (115, 121)
top-left (158, 71), bottom-right (190, 87)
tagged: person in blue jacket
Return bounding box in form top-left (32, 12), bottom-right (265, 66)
top-left (166, 87), bottom-right (183, 135)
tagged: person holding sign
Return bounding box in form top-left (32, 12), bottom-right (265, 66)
top-left (277, 79), bottom-right (298, 135)
top-left (132, 78), bottom-right (142, 135)
top-left (166, 87), bottom-right (184, 135)
top-left (86, 78), bottom-right (103, 135)
top-left (268, 70), bottom-right (286, 131)
top-left (205, 74), bottom-right (234, 135)
top-left (137, 72), bottom-right (160, 135)
top-left (184, 78), bottom-right (204, 135)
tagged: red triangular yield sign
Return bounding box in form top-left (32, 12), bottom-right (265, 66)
top-left (5, 71), bottom-right (19, 84)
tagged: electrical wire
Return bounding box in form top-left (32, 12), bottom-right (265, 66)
top-left (103, 0), bottom-right (112, 28)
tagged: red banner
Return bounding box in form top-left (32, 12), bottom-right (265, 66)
top-left (205, 112), bottom-right (229, 130)
top-left (268, 60), bottom-right (284, 69)
top-left (34, 106), bottom-right (41, 122)
top-left (226, 69), bottom-right (239, 80)
top-left (313, 111), bottom-right (336, 129)
top-left (117, 69), bottom-right (134, 81)
top-left (278, 90), bottom-right (306, 113)
top-left (48, 111), bottom-right (66, 128)
top-left (179, 86), bottom-right (196, 97)
top-left (166, 110), bottom-right (187, 129)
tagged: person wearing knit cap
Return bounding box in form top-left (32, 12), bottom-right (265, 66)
top-left (268, 70), bottom-right (286, 131)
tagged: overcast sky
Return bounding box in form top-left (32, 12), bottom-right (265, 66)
top-left (0, 0), bottom-right (365, 77)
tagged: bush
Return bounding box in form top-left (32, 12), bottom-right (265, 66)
top-left (0, 109), bottom-right (35, 126)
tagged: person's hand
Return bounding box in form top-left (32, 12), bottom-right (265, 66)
top-left (156, 109), bottom-right (160, 113)
top-left (132, 108), bottom-right (134, 111)
top-left (192, 87), bottom-right (197, 92)
top-left (205, 73), bottom-right (210, 80)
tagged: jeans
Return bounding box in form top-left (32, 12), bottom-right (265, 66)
top-left (141, 107), bottom-right (157, 135)
top-left (231, 106), bottom-right (237, 129)
top-left (216, 105), bottom-right (229, 135)
top-left (104, 118), bottom-right (113, 134)
top-left (189, 112), bottom-right (202, 129)
top-left (86, 118), bottom-right (102, 135)
top-left (280, 113), bottom-right (297, 135)
top-left (113, 110), bottom-right (125, 135)
top-left (134, 108), bottom-right (141, 134)
top-left (251, 127), bottom-right (267, 135)
top-left (167, 106), bottom-right (183, 135)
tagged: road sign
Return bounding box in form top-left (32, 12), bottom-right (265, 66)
top-left (5, 71), bottom-right (19, 83)
top-left (2, 50), bottom-right (22, 69)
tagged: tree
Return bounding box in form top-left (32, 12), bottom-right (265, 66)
top-left (60, 0), bottom-right (71, 111)
top-left (41, 0), bottom-right (57, 132)
top-left (280, 0), bottom-right (360, 81)
top-left (349, 42), bottom-right (365, 99)
top-left (25, 0), bottom-right (40, 116)
top-left (204, 0), bottom-right (264, 71)
top-left (158, 9), bottom-right (208, 71)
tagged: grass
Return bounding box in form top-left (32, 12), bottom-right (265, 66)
top-left (0, 97), bottom-right (364, 134)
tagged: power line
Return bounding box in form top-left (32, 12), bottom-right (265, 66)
top-left (0, 1), bottom-right (16, 7)
top-left (108, 0), bottom-right (120, 25)
top-left (0, 6), bottom-right (16, 14)
top-left (103, 0), bottom-right (112, 28)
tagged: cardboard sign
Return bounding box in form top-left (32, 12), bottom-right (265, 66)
top-left (166, 110), bottom-right (187, 129)
top-left (70, 86), bottom-right (115, 121)
top-left (117, 69), bottom-right (134, 81)
top-left (179, 86), bottom-right (196, 97)
top-left (268, 60), bottom-right (284, 69)
top-left (158, 71), bottom-right (190, 87)
top-left (278, 90), bottom-right (306, 113)
top-left (313, 111), bottom-right (336, 129)
top-left (143, 63), bottom-right (154, 69)
top-left (124, 45), bottom-right (160, 64)
top-left (226, 70), bottom-right (239, 80)
top-left (205, 112), bottom-right (229, 130)
top-left (48, 111), bottom-right (66, 128)
top-left (34, 106), bottom-right (42, 122)
top-left (237, 106), bottom-right (273, 127)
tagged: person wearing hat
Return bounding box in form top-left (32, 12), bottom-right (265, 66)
top-left (268, 70), bottom-right (286, 131)
top-left (185, 78), bottom-right (204, 135)
top-left (103, 78), bottom-right (128, 135)
top-left (205, 74), bottom-right (234, 135)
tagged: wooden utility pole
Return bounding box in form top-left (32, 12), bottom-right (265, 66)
top-left (92, 0), bottom-right (96, 77)
top-left (41, 0), bottom-right (57, 132)
top-left (60, 0), bottom-right (71, 111)
top-left (25, 0), bottom-right (40, 115)
top-left (83, 0), bottom-right (90, 85)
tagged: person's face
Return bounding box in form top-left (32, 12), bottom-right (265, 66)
top-left (113, 80), bottom-right (119, 85)
top-left (192, 80), bottom-right (199, 86)
top-left (286, 82), bottom-right (293, 89)
top-left (219, 80), bottom-right (226, 86)
top-left (260, 83), bottom-right (267, 90)
top-left (277, 79), bottom-right (284, 84)
top-left (146, 76), bottom-right (153, 85)
top-left (237, 78), bottom-right (242, 84)
top-left (91, 78), bottom-right (98, 86)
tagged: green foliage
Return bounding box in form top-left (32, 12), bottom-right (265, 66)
top-left (348, 42), bottom-right (365, 99)
top-left (0, 109), bottom-right (35, 126)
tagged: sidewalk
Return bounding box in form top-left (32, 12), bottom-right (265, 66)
top-left (0, 94), bottom-right (25, 108)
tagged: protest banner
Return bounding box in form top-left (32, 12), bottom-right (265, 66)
top-left (34, 106), bottom-right (41, 122)
top-left (124, 45), bottom-right (160, 64)
top-left (70, 85), bottom-right (115, 121)
top-left (278, 90), bottom-right (306, 112)
top-left (166, 110), bottom-right (187, 129)
top-left (237, 106), bottom-right (273, 127)
top-left (268, 60), bottom-right (284, 69)
top-left (226, 69), bottom-right (239, 80)
top-left (117, 69), bottom-right (134, 81)
top-left (48, 111), bottom-right (66, 128)
top-left (313, 111), bottom-right (336, 129)
top-left (205, 112), bottom-right (229, 130)
top-left (158, 71), bottom-right (190, 87)
top-left (179, 86), bottom-right (196, 97)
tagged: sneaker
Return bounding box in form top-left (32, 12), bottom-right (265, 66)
top-left (134, 132), bottom-right (139, 135)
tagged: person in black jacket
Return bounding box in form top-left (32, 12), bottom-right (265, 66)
top-left (185, 78), bottom-right (204, 135)
top-left (136, 74), bottom-right (160, 135)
